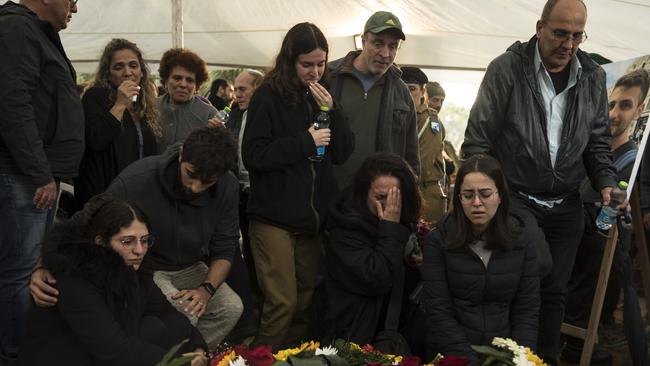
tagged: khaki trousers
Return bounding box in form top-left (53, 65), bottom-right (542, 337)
top-left (249, 221), bottom-right (320, 348)
top-left (153, 262), bottom-right (243, 348)
top-left (421, 181), bottom-right (446, 224)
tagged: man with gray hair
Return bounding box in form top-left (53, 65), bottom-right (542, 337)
top-left (462, 0), bottom-right (617, 363)
top-left (327, 11), bottom-right (419, 188)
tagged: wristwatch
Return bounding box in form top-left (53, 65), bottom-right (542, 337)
top-left (200, 282), bottom-right (216, 297)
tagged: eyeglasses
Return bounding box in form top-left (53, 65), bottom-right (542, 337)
top-left (545, 23), bottom-right (587, 44)
top-left (459, 189), bottom-right (498, 203)
top-left (118, 235), bottom-right (155, 248)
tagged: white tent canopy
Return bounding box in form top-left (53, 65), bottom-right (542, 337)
top-left (63, 0), bottom-right (650, 75)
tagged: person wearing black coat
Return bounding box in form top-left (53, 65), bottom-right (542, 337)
top-left (17, 194), bottom-right (207, 366)
top-left (241, 23), bottom-right (354, 348)
top-left (323, 153), bottom-right (421, 345)
top-left (422, 155), bottom-right (540, 364)
top-left (75, 39), bottom-right (160, 207)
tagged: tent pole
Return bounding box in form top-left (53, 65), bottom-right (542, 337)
top-left (171, 0), bottom-right (184, 48)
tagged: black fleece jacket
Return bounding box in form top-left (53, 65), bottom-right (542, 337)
top-left (242, 83), bottom-right (354, 233)
top-left (105, 146), bottom-right (240, 272)
top-left (17, 221), bottom-right (206, 366)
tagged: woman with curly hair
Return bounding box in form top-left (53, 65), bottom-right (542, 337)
top-left (157, 48), bottom-right (221, 151)
top-left (75, 38), bottom-right (161, 208)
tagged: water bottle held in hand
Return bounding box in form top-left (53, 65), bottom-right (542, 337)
top-left (595, 181), bottom-right (628, 231)
top-left (215, 106), bottom-right (231, 122)
top-left (308, 106), bottom-right (330, 162)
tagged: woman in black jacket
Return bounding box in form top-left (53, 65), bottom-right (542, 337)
top-left (75, 39), bottom-right (160, 208)
top-left (242, 22), bottom-right (353, 348)
top-left (17, 194), bottom-right (207, 366)
top-left (323, 153), bottom-right (421, 345)
top-left (422, 155), bottom-right (540, 363)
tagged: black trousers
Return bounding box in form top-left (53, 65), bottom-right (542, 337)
top-left (510, 192), bottom-right (584, 365)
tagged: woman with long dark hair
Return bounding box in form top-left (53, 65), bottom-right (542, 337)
top-left (17, 194), bottom-right (207, 366)
top-left (75, 39), bottom-right (160, 208)
top-left (422, 155), bottom-right (540, 363)
top-left (242, 22), bottom-right (354, 348)
top-left (323, 153), bottom-right (421, 344)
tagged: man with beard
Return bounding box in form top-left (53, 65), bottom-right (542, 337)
top-left (327, 11), bottom-right (419, 188)
top-left (31, 126), bottom-right (244, 349)
top-left (562, 69), bottom-right (649, 364)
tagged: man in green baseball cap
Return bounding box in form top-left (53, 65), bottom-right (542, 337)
top-left (364, 10), bottom-right (406, 40)
top-left (326, 11), bottom-right (419, 189)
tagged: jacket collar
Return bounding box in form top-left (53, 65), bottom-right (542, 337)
top-left (509, 35), bottom-right (598, 77)
top-left (329, 50), bottom-right (402, 83)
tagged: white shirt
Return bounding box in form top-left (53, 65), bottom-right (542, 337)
top-left (534, 43), bottom-right (582, 168)
top-left (238, 111), bottom-right (250, 190)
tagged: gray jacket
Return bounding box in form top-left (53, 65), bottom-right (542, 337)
top-left (157, 95), bottom-right (217, 152)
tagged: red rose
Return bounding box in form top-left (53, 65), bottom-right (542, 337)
top-left (246, 345), bottom-right (275, 366)
top-left (362, 344), bottom-right (376, 353)
top-left (400, 356), bottom-right (421, 366)
top-left (435, 355), bottom-right (470, 366)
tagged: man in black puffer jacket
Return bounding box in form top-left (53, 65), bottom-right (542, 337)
top-left (462, 1), bottom-right (617, 364)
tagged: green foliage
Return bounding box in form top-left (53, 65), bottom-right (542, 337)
top-left (156, 339), bottom-right (194, 366)
top-left (439, 103), bottom-right (469, 151)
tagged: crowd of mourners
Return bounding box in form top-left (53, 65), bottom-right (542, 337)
top-left (2, 0), bottom-right (650, 365)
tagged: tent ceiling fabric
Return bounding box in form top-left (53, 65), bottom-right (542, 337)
top-left (63, 0), bottom-right (650, 74)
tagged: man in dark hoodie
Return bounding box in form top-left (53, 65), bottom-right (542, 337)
top-left (0, 0), bottom-right (84, 363)
top-left (461, 0), bottom-right (617, 364)
top-left (32, 127), bottom-right (243, 349)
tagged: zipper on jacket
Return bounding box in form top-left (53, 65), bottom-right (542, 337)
top-left (309, 162), bottom-right (320, 232)
top-left (175, 200), bottom-right (181, 263)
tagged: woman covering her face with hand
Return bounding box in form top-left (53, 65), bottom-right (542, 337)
top-left (17, 194), bottom-right (207, 366)
top-left (75, 38), bottom-right (161, 208)
top-left (241, 22), bottom-right (354, 348)
top-left (322, 153), bottom-right (421, 345)
top-left (422, 155), bottom-right (540, 363)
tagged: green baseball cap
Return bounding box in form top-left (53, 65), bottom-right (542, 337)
top-left (364, 11), bottom-right (405, 40)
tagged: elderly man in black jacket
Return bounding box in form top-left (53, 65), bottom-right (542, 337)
top-left (462, 0), bottom-right (617, 364)
top-left (0, 1), bottom-right (84, 363)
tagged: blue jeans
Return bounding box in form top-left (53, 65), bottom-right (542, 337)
top-left (0, 174), bottom-right (56, 365)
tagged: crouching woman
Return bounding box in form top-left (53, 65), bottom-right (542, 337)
top-left (422, 155), bottom-right (540, 363)
top-left (17, 194), bottom-right (207, 366)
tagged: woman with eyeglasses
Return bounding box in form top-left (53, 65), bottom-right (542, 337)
top-left (421, 154), bottom-right (540, 363)
top-left (17, 193), bottom-right (207, 366)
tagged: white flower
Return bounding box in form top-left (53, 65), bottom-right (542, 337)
top-left (315, 346), bottom-right (338, 356)
top-left (229, 355), bottom-right (247, 366)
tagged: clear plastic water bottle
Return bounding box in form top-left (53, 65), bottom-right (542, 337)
top-left (595, 181), bottom-right (628, 231)
top-left (308, 106), bottom-right (330, 162)
top-left (215, 106), bottom-right (231, 122)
